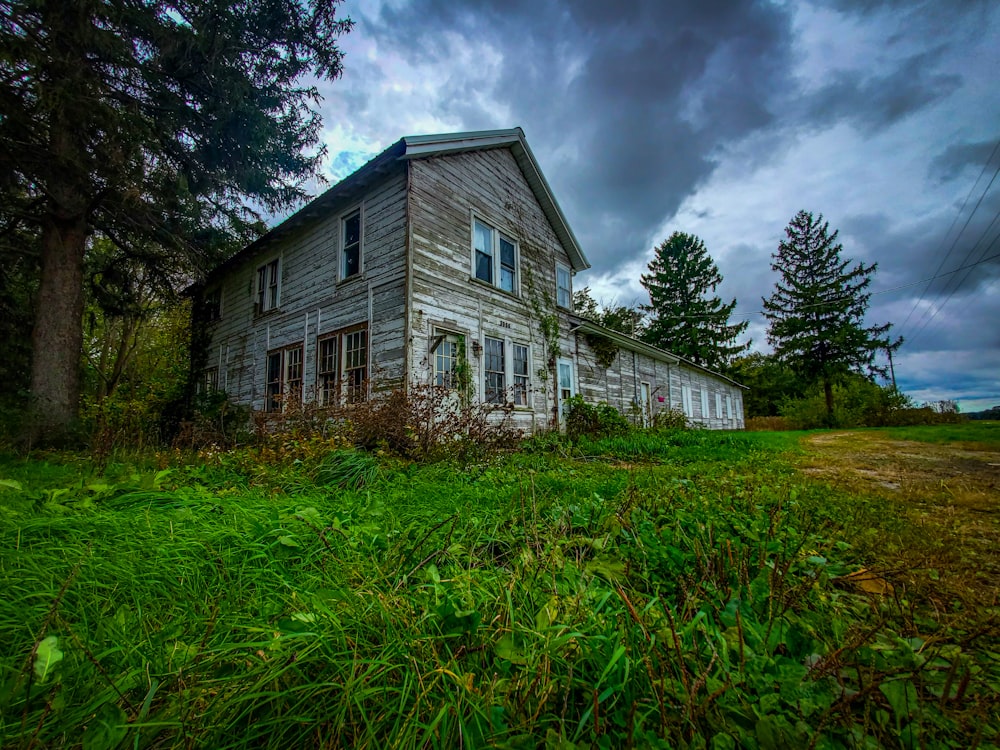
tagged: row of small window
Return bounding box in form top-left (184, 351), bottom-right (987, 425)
top-left (207, 214), bottom-right (575, 320)
top-left (680, 385), bottom-right (734, 420)
top-left (264, 328), bottom-right (368, 412)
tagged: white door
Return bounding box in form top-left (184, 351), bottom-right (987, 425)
top-left (557, 358), bottom-right (575, 423)
top-left (640, 382), bottom-right (652, 427)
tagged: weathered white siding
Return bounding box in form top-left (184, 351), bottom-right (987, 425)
top-left (574, 332), bottom-right (746, 429)
top-left (198, 136), bottom-right (747, 432)
top-left (407, 148), bottom-right (579, 431)
top-left (201, 168), bottom-right (408, 409)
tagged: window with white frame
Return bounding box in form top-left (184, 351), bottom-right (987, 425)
top-left (556, 263), bottom-right (572, 309)
top-left (715, 392), bottom-right (723, 419)
top-left (726, 395), bottom-right (733, 420)
top-left (342, 208), bottom-right (362, 280)
top-left (265, 344), bottom-right (303, 412)
top-left (701, 389), bottom-right (709, 419)
top-left (432, 331), bottom-right (462, 389)
top-left (484, 337), bottom-right (505, 403)
top-left (256, 258), bottom-right (280, 313)
top-left (512, 343), bottom-right (530, 406)
top-left (681, 385), bottom-right (693, 418)
top-left (473, 219), bottom-right (518, 293)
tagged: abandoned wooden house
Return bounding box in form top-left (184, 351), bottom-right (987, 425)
top-left (195, 128), bottom-right (746, 431)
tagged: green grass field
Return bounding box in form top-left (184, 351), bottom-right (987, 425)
top-left (1, 425), bottom-right (997, 749)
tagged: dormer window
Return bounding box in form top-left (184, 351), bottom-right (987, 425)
top-left (473, 219), bottom-right (518, 294)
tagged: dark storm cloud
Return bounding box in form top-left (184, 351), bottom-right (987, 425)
top-left (355, 0), bottom-right (797, 270)
top-left (929, 137), bottom-right (1000, 183)
top-left (801, 50), bottom-right (961, 133)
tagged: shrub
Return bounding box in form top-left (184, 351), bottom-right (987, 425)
top-left (564, 395), bottom-right (632, 439)
top-left (781, 378), bottom-right (914, 429)
top-left (651, 407), bottom-right (689, 431)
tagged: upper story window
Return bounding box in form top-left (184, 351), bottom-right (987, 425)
top-left (473, 219), bottom-right (518, 294)
top-left (203, 287), bottom-right (222, 322)
top-left (342, 208), bottom-right (362, 280)
top-left (556, 263), bottom-right (572, 309)
top-left (256, 258), bottom-right (280, 313)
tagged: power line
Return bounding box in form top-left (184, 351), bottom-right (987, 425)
top-left (898, 137), bottom-right (1000, 336)
top-left (905, 227), bottom-right (1000, 347)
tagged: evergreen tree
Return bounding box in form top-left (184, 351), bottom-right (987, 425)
top-left (0, 0), bottom-right (352, 438)
top-left (573, 287), bottom-right (644, 336)
top-left (640, 232), bottom-right (749, 369)
top-left (762, 210), bottom-right (900, 422)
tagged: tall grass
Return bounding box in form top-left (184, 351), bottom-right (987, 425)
top-left (0, 433), bottom-right (996, 748)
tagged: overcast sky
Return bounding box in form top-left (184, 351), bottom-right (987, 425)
top-left (309, 0), bottom-right (999, 411)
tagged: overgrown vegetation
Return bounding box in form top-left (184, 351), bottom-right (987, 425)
top-left (1, 424), bottom-right (997, 748)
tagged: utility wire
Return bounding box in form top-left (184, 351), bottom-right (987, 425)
top-left (898, 139), bottom-right (1000, 336)
top-left (905, 226), bottom-right (1000, 347)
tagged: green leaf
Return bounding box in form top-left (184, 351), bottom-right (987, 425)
top-left (879, 679), bottom-right (918, 727)
top-left (34, 635), bottom-right (64, 682)
top-left (0, 479), bottom-right (23, 491)
top-left (82, 701), bottom-right (128, 750)
top-left (495, 634), bottom-right (528, 665)
top-left (277, 535), bottom-right (300, 548)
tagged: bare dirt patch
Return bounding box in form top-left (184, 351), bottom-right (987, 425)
top-left (798, 431), bottom-right (1000, 609)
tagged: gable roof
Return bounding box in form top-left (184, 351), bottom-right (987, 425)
top-left (206, 127), bottom-right (589, 281)
top-left (402, 128), bottom-right (589, 272)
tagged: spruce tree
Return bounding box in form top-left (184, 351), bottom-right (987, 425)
top-left (762, 210), bottom-right (899, 422)
top-left (0, 0), bottom-right (352, 438)
top-left (640, 232), bottom-right (749, 369)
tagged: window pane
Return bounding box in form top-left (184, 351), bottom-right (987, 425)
top-left (557, 266), bottom-right (571, 308)
top-left (266, 352), bottom-right (282, 411)
top-left (435, 337), bottom-right (459, 388)
top-left (513, 344), bottom-right (529, 406)
top-left (474, 222), bottom-right (493, 283)
top-left (500, 237), bottom-right (515, 267)
top-left (344, 212), bottom-right (361, 246)
top-left (475, 251), bottom-right (492, 283)
top-left (500, 267), bottom-right (515, 292)
top-left (343, 211), bottom-right (361, 278)
top-left (484, 337), bottom-right (505, 403)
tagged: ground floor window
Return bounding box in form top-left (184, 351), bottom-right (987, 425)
top-left (512, 343), bottom-right (529, 406)
top-left (265, 344), bottom-right (303, 412)
top-left (716, 392), bottom-right (723, 419)
top-left (200, 367), bottom-right (219, 394)
top-left (316, 325), bottom-right (369, 405)
top-left (432, 331), bottom-right (463, 389)
top-left (681, 385), bottom-right (693, 418)
top-left (482, 337), bottom-right (531, 405)
top-left (484, 337), bottom-right (505, 403)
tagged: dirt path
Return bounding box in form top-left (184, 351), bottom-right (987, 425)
top-left (797, 431), bottom-right (1000, 608)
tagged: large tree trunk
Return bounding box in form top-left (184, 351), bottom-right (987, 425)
top-left (29, 215), bottom-right (88, 441)
top-left (823, 376), bottom-right (834, 426)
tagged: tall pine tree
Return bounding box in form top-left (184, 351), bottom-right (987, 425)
top-left (762, 210), bottom-right (899, 422)
top-left (640, 232), bottom-right (749, 369)
top-left (0, 0), bottom-right (352, 438)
